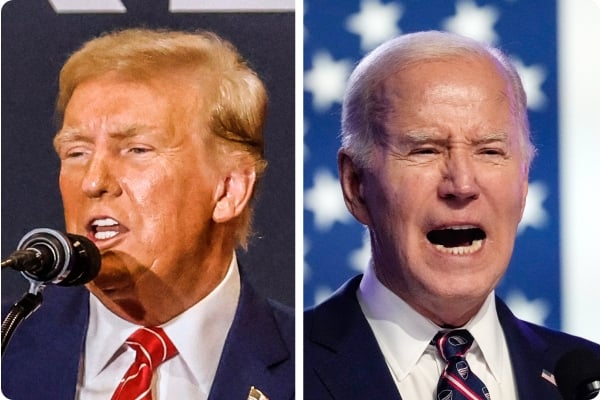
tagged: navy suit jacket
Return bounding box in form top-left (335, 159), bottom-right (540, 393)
top-left (304, 275), bottom-right (600, 399)
top-left (2, 270), bottom-right (294, 400)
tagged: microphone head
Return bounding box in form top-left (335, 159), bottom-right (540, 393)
top-left (17, 228), bottom-right (101, 286)
top-left (58, 233), bottom-right (101, 286)
top-left (555, 348), bottom-right (600, 400)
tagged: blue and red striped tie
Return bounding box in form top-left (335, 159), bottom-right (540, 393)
top-left (434, 329), bottom-right (491, 400)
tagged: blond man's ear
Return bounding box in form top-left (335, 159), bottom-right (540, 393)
top-left (213, 167), bottom-right (257, 223)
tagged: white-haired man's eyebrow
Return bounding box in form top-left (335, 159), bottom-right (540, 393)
top-left (472, 132), bottom-right (510, 146)
top-left (388, 131), bottom-right (448, 147)
top-left (383, 130), bottom-right (513, 153)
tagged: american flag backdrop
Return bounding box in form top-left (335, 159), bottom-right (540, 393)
top-left (303, 0), bottom-right (600, 343)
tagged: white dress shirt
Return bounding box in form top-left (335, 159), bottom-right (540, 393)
top-left (357, 263), bottom-right (519, 400)
top-left (76, 255), bottom-right (240, 400)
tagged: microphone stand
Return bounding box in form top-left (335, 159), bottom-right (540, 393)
top-left (1, 281), bottom-right (45, 357)
top-left (1, 228), bottom-right (100, 357)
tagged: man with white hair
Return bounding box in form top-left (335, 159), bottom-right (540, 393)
top-left (304, 30), bottom-right (600, 399)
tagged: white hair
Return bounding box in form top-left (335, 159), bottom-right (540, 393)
top-left (341, 30), bottom-right (536, 169)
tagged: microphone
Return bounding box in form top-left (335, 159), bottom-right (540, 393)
top-left (555, 348), bottom-right (600, 400)
top-left (1, 228), bottom-right (101, 286)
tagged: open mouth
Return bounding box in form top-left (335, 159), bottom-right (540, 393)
top-left (426, 226), bottom-right (486, 255)
top-left (89, 217), bottom-right (122, 241)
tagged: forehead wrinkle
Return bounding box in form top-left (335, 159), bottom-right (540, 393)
top-left (495, 89), bottom-right (509, 102)
top-left (106, 123), bottom-right (162, 139)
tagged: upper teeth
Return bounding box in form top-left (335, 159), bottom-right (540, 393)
top-left (92, 218), bottom-right (118, 227)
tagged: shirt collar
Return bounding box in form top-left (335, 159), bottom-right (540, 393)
top-left (357, 263), bottom-right (505, 383)
top-left (463, 291), bottom-right (505, 383)
top-left (85, 254), bottom-right (240, 389)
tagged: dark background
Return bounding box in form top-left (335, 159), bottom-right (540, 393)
top-left (1, 0), bottom-right (295, 307)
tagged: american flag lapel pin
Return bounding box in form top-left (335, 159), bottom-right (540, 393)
top-left (541, 369), bottom-right (557, 386)
top-left (247, 386), bottom-right (270, 400)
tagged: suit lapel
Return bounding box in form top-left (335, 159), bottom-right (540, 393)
top-left (3, 271), bottom-right (295, 400)
top-left (208, 272), bottom-right (293, 400)
top-left (306, 276), bottom-right (401, 399)
top-left (496, 297), bottom-right (561, 399)
top-left (308, 279), bottom-right (568, 399)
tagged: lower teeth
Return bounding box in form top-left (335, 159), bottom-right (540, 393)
top-left (434, 239), bottom-right (483, 255)
top-left (95, 231), bottom-right (118, 240)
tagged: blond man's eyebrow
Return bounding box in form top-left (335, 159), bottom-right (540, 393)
top-left (53, 124), bottom-right (157, 151)
top-left (53, 127), bottom-right (88, 152)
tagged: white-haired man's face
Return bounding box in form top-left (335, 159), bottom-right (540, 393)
top-left (339, 56), bottom-right (529, 326)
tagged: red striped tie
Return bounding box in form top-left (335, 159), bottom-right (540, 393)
top-left (111, 327), bottom-right (178, 400)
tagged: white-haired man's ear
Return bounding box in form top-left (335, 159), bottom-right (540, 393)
top-left (338, 150), bottom-right (371, 226)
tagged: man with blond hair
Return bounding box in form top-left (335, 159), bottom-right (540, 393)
top-left (2, 28), bottom-right (293, 400)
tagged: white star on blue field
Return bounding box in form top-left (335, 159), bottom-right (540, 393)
top-left (304, 0), bottom-right (559, 330)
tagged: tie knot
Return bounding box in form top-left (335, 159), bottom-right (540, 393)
top-left (434, 329), bottom-right (474, 361)
top-left (126, 327), bottom-right (178, 369)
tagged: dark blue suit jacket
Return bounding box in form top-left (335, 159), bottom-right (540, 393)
top-left (2, 270), bottom-right (294, 400)
top-left (304, 275), bottom-right (600, 399)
